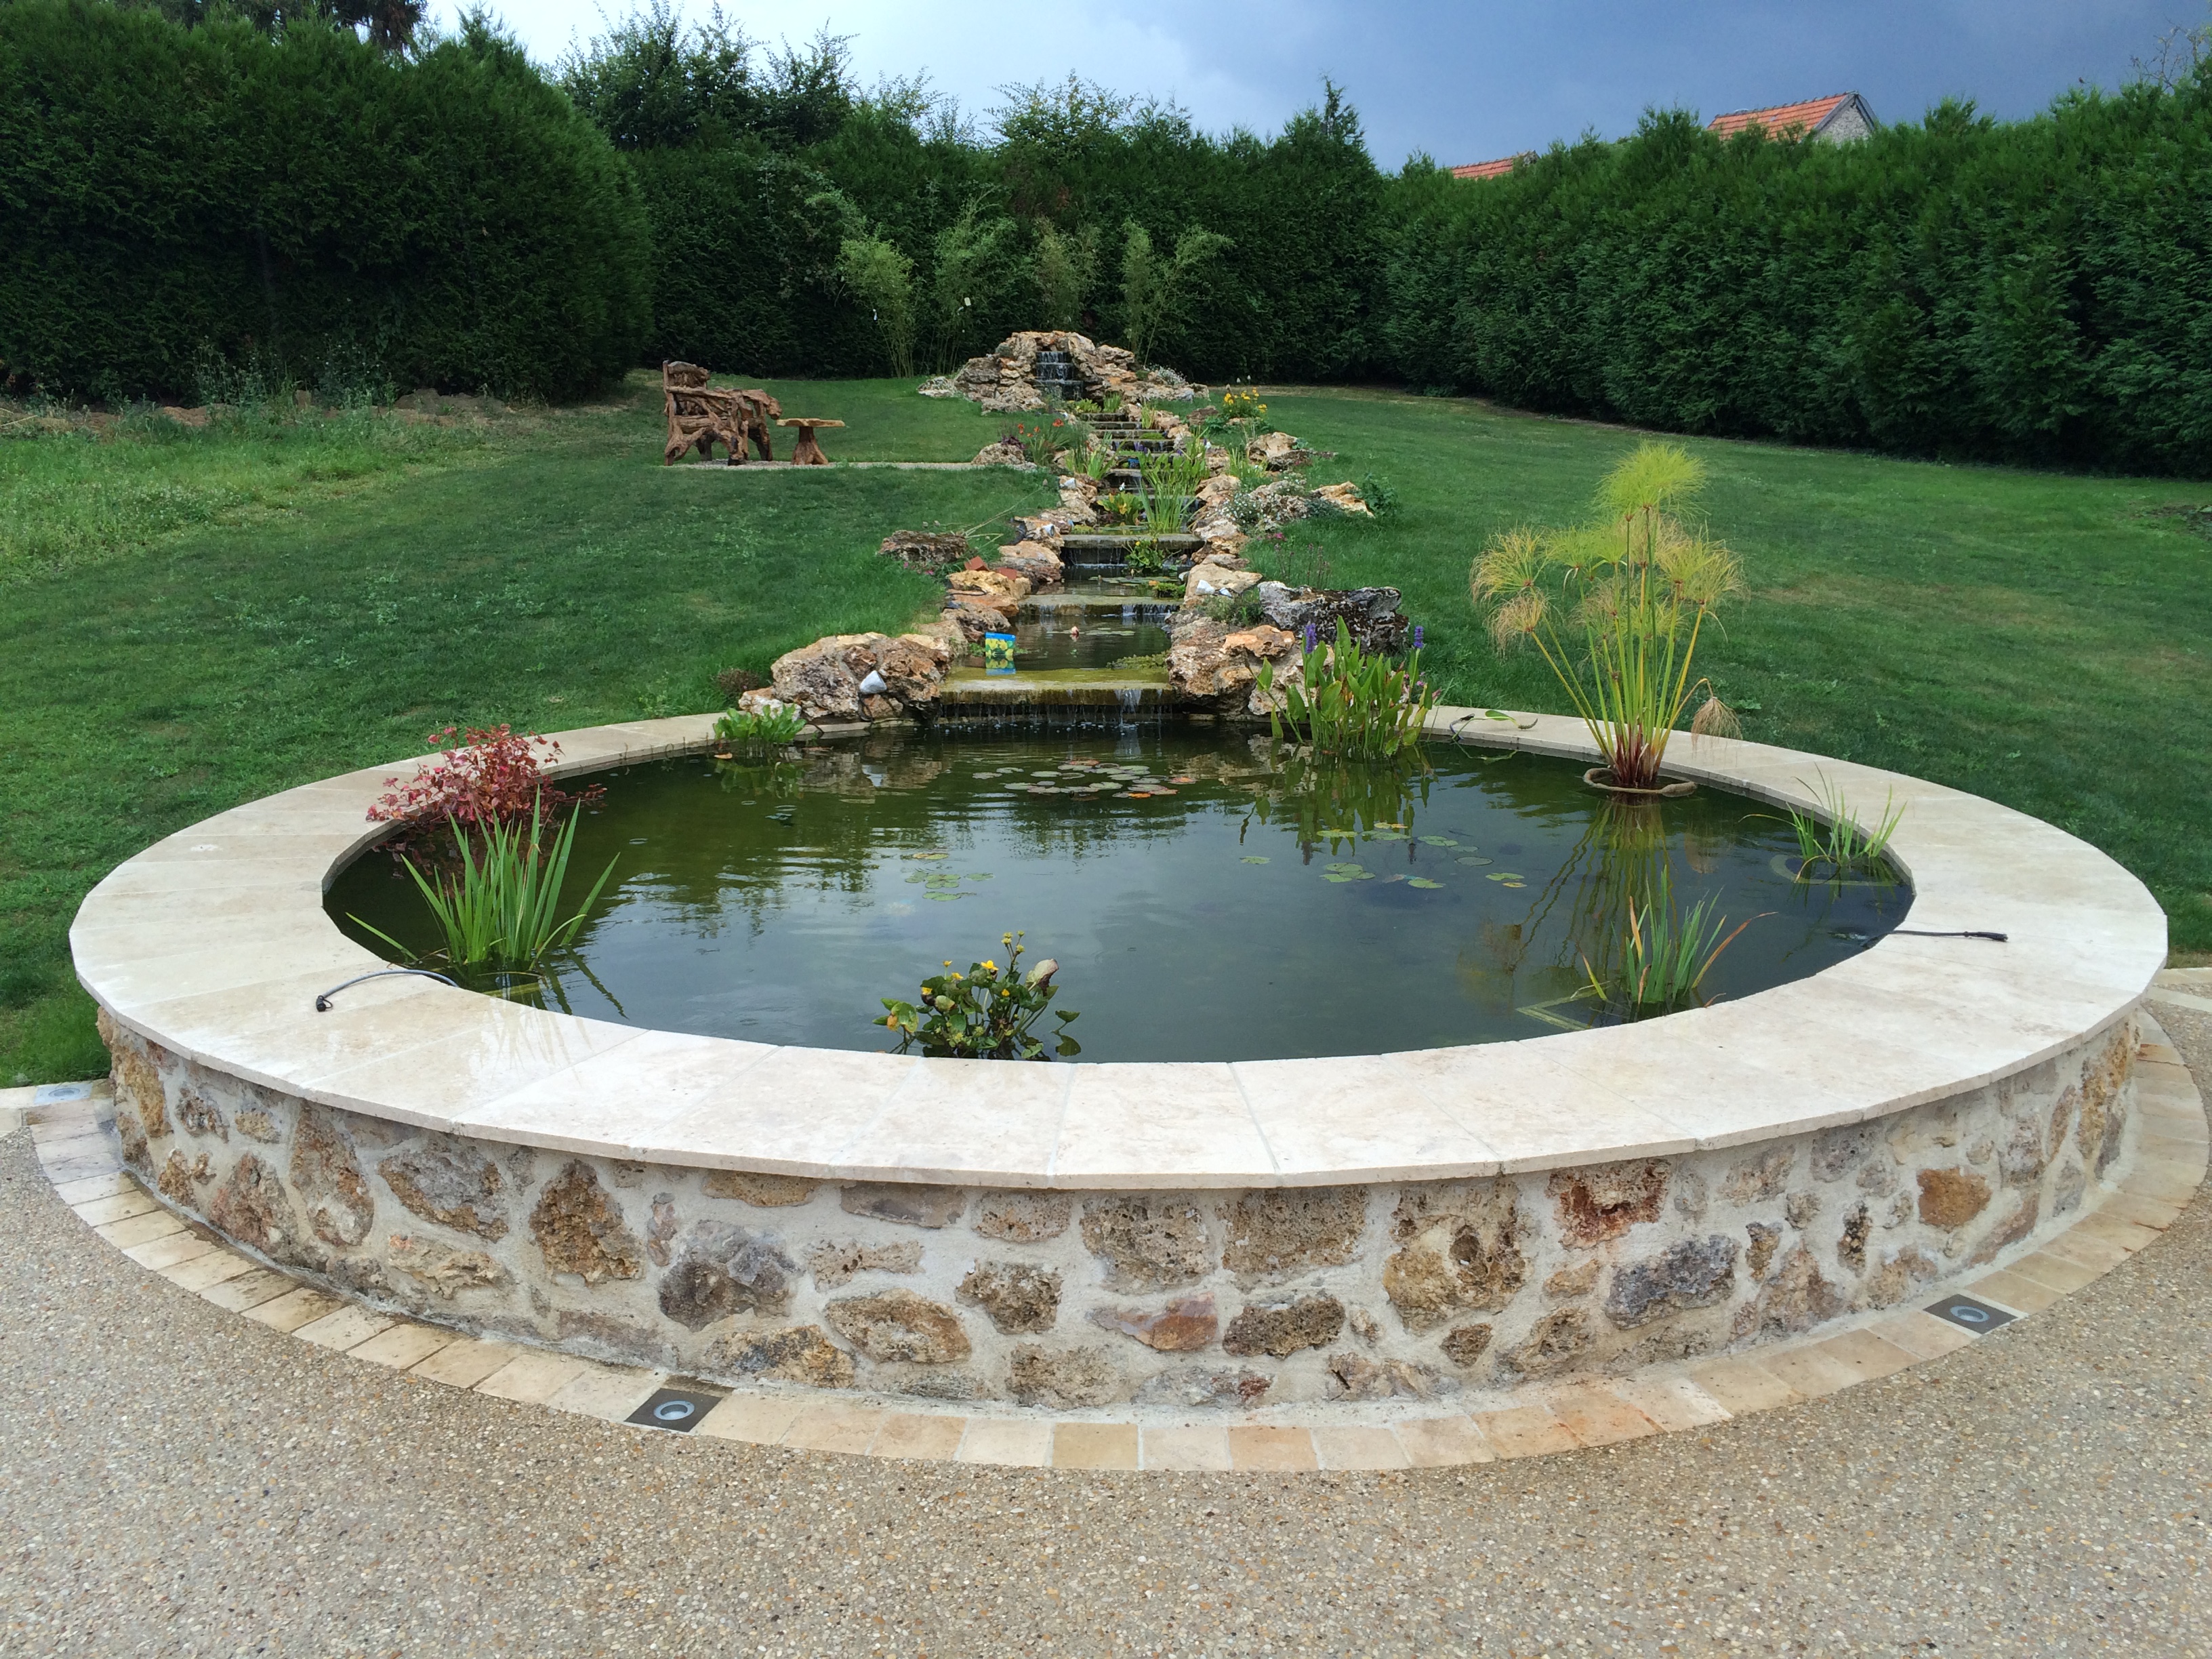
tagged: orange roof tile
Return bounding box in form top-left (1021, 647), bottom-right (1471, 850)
top-left (1448, 155), bottom-right (1528, 181)
top-left (1706, 94), bottom-right (1854, 140)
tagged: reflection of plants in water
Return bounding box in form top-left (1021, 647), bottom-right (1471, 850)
top-left (1576, 869), bottom-right (1759, 1021)
top-left (1481, 796), bottom-right (1764, 1027)
top-left (879, 932), bottom-right (1080, 1060)
top-left (1245, 748), bottom-right (1433, 849)
top-left (712, 755), bottom-right (805, 800)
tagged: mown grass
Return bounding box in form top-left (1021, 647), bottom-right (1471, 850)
top-left (0, 373), bottom-right (1044, 1082)
top-left (2, 373), bottom-right (2204, 1082)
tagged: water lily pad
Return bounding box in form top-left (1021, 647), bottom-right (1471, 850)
top-left (1325, 862), bottom-right (1365, 874)
top-left (909, 852), bottom-right (951, 861)
top-left (1408, 877), bottom-right (1444, 889)
top-left (1501, 880), bottom-right (1527, 888)
top-left (964, 872), bottom-right (992, 881)
top-left (926, 891), bottom-right (970, 901)
top-left (1240, 855), bottom-right (1270, 864)
top-left (1456, 855), bottom-right (1494, 866)
top-left (1420, 836), bottom-right (1458, 847)
top-left (1322, 873), bottom-right (1357, 883)
top-left (1168, 775), bottom-right (1196, 784)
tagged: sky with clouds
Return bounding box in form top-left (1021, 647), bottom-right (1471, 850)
top-left (449, 0), bottom-right (2205, 166)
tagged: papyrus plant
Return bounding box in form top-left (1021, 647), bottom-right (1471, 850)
top-left (1471, 443), bottom-right (1742, 790)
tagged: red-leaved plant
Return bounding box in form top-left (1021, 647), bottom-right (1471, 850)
top-left (367, 726), bottom-right (603, 859)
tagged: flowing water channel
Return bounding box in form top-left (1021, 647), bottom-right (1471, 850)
top-left (329, 729), bottom-right (1912, 1064)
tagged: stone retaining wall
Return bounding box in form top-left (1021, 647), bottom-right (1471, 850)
top-left (101, 1008), bottom-right (2137, 1412)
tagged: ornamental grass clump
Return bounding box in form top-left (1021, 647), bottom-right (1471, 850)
top-left (1257, 617), bottom-right (1437, 762)
top-left (352, 796), bottom-right (617, 984)
top-left (1471, 443), bottom-right (1742, 791)
top-left (1578, 872), bottom-right (1759, 1020)
top-left (1137, 445), bottom-right (1208, 533)
top-left (1783, 777), bottom-right (1905, 882)
top-left (879, 933), bottom-right (1079, 1060)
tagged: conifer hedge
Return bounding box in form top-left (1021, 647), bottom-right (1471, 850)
top-left (0, 1), bottom-right (649, 403)
top-left (9, 0), bottom-right (2212, 478)
top-left (1379, 88), bottom-right (2212, 474)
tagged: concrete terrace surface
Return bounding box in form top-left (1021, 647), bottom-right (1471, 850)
top-left (0, 1008), bottom-right (2205, 1655)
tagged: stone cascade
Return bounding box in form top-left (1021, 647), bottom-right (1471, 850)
top-left (937, 331), bottom-right (1195, 413)
top-left (1031, 348), bottom-right (1087, 405)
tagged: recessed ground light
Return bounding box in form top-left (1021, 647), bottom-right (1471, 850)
top-left (626, 1387), bottom-right (725, 1432)
top-left (1923, 1293), bottom-right (2018, 1333)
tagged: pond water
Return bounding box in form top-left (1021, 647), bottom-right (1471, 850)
top-left (328, 729), bottom-right (1911, 1064)
top-left (979, 599), bottom-right (1172, 672)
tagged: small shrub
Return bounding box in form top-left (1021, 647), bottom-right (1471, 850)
top-left (367, 725), bottom-right (603, 855)
top-left (1472, 442), bottom-right (1740, 790)
top-left (714, 666), bottom-right (765, 700)
top-left (1200, 588), bottom-right (1265, 627)
top-left (1577, 874), bottom-right (1757, 1019)
top-left (1003, 415), bottom-right (1081, 468)
top-left (1355, 471), bottom-right (1399, 518)
top-left (1782, 777), bottom-right (1904, 881)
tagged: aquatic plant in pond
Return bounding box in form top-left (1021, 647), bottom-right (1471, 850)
top-left (880, 932), bottom-right (1079, 1059)
top-left (351, 796), bottom-right (617, 987)
top-left (1137, 445), bottom-right (1208, 533)
top-left (1471, 442), bottom-right (1742, 790)
top-left (1258, 617), bottom-right (1437, 761)
top-left (1577, 869), bottom-right (1759, 1020)
top-left (712, 702), bottom-right (806, 753)
top-left (1782, 777), bottom-right (1905, 882)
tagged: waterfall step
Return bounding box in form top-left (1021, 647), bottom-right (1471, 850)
top-left (1060, 533), bottom-right (1202, 552)
top-left (937, 668), bottom-right (1179, 710)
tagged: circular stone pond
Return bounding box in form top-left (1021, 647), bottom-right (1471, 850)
top-left (328, 731), bottom-right (1911, 1062)
top-left (71, 709), bottom-right (2166, 1417)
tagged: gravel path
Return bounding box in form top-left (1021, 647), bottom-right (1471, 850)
top-left (2, 1019), bottom-right (2207, 1658)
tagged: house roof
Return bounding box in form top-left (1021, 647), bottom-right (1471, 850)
top-left (1706, 93), bottom-right (1862, 140)
top-left (1448, 154), bottom-right (1530, 182)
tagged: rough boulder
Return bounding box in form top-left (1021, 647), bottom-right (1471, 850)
top-left (767, 631), bottom-right (955, 723)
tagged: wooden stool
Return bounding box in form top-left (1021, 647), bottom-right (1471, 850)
top-left (777, 417), bottom-right (844, 466)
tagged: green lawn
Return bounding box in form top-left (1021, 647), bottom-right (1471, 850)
top-left (2, 374), bottom-right (2205, 1083)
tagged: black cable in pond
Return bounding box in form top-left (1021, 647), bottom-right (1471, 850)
top-left (314, 968), bottom-right (459, 1012)
top-left (1891, 929), bottom-right (2009, 943)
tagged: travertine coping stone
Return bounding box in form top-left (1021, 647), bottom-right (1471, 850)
top-left (70, 708), bottom-right (2165, 1190)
